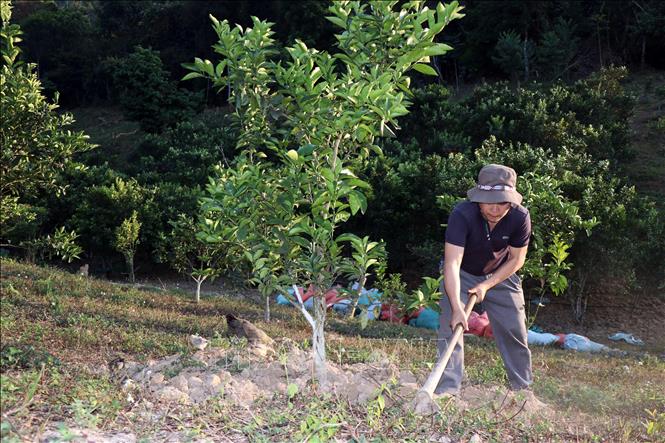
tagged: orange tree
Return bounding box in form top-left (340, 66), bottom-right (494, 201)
top-left (186, 0), bottom-right (463, 386)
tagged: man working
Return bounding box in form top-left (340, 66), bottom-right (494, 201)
top-left (436, 164), bottom-right (532, 396)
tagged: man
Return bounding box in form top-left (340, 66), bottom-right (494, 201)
top-left (436, 164), bottom-right (532, 396)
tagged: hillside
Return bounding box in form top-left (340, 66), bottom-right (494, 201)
top-left (2, 259), bottom-right (664, 442)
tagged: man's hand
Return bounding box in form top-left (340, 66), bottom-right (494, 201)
top-left (468, 283), bottom-right (489, 302)
top-left (449, 308), bottom-right (469, 331)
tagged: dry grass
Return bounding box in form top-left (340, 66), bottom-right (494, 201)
top-left (1, 259), bottom-right (664, 442)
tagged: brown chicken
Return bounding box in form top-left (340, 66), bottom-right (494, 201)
top-left (225, 314), bottom-right (275, 346)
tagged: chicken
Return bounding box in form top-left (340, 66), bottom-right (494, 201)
top-left (225, 314), bottom-right (275, 346)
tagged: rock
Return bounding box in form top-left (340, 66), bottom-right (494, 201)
top-left (156, 386), bottom-right (189, 403)
top-left (411, 390), bottom-right (440, 416)
top-left (188, 387), bottom-right (210, 404)
top-left (469, 434), bottom-right (482, 443)
top-left (398, 371), bottom-right (418, 385)
top-left (205, 374), bottom-right (221, 388)
top-left (170, 374), bottom-right (189, 392)
top-left (244, 362), bottom-right (285, 390)
top-left (150, 373), bottom-right (165, 385)
top-left (226, 379), bottom-right (262, 407)
top-left (345, 374), bottom-right (380, 404)
top-left (189, 334), bottom-right (209, 351)
top-left (188, 375), bottom-right (203, 387)
top-left (249, 343), bottom-right (275, 358)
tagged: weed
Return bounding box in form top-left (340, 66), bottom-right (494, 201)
top-left (466, 354), bottom-right (508, 385)
top-left (70, 398), bottom-right (101, 429)
top-left (161, 353), bottom-right (206, 379)
top-left (642, 408), bottom-right (665, 439)
top-left (0, 344), bottom-right (60, 370)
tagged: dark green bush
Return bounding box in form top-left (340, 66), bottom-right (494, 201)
top-left (129, 110), bottom-right (238, 186)
top-left (102, 46), bottom-right (203, 133)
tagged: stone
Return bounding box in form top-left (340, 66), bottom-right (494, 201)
top-left (187, 375), bottom-right (203, 387)
top-left (189, 334), bottom-right (209, 351)
top-left (150, 373), bottom-right (165, 385)
top-left (157, 386), bottom-right (189, 403)
top-left (170, 374), bottom-right (189, 392)
top-left (205, 374), bottom-right (221, 388)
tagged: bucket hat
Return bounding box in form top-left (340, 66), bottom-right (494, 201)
top-left (467, 164), bottom-right (523, 205)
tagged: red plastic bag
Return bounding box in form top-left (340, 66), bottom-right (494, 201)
top-left (380, 303), bottom-right (404, 323)
top-left (467, 311), bottom-right (490, 336)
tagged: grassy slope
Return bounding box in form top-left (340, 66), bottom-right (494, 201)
top-left (2, 260), bottom-right (664, 442)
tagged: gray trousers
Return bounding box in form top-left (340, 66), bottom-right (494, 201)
top-left (435, 269), bottom-right (532, 394)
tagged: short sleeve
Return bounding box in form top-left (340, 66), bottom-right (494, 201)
top-left (445, 207), bottom-right (468, 247)
top-left (509, 210), bottom-right (531, 247)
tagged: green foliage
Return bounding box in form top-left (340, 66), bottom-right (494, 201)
top-left (402, 276), bottom-right (443, 314)
top-left (70, 175), bottom-right (147, 249)
top-left (114, 210), bottom-right (141, 282)
top-left (1, 343), bottom-right (60, 370)
top-left (103, 45), bottom-right (202, 133)
top-left (156, 214), bottom-right (232, 302)
top-left (0, 2), bottom-right (94, 236)
top-left (536, 18), bottom-right (579, 81)
top-left (21, 227), bottom-right (83, 264)
top-left (130, 111), bottom-right (238, 186)
top-left (492, 30), bottom-right (534, 82)
top-left (17, 5), bottom-right (97, 106)
top-left (338, 234), bottom-right (386, 320)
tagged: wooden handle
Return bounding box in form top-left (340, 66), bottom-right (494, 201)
top-left (419, 293), bottom-right (478, 396)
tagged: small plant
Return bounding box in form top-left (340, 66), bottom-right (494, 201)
top-left (642, 408), bottom-right (665, 438)
top-left (114, 210), bottom-right (141, 283)
top-left (22, 228), bottom-right (83, 264)
top-left (366, 380), bottom-right (394, 428)
top-left (0, 344), bottom-right (60, 370)
top-left (298, 410), bottom-right (343, 442)
top-left (70, 398), bottom-right (101, 429)
top-left (402, 275), bottom-right (443, 315)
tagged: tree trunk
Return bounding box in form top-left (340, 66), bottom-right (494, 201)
top-left (641, 36), bottom-right (646, 69)
top-left (127, 255), bottom-right (135, 283)
top-left (312, 293), bottom-right (327, 387)
top-left (348, 275), bottom-right (367, 319)
top-left (523, 35), bottom-right (530, 82)
top-left (194, 277), bottom-right (206, 303)
top-left (265, 294), bottom-right (271, 322)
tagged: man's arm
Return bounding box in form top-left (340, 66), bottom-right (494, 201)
top-left (468, 245), bottom-right (528, 301)
top-left (443, 242), bottom-right (470, 330)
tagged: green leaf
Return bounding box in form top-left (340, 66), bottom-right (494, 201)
top-left (412, 63), bottom-right (438, 76)
top-left (348, 193), bottom-right (361, 215)
top-left (360, 310), bottom-right (369, 329)
top-left (181, 72), bottom-right (204, 81)
top-left (298, 144), bottom-right (316, 156)
top-left (337, 233), bottom-right (360, 243)
top-left (287, 383), bottom-right (299, 399)
top-left (326, 15), bottom-right (347, 29)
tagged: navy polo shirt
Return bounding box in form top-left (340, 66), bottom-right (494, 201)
top-left (445, 201), bottom-right (531, 276)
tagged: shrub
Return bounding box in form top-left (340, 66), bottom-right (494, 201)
top-left (102, 45), bottom-right (203, 133)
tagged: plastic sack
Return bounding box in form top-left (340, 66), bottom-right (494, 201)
top-left (527, 330), bottom-right (559, 346)
top-left (608, 332), bottom-right (644, 346)
top-left (563, 334), bottom-right (609, 352)
top-left (413, 308), bottom-right (440, 330)
top-left (468, 311), bottom-right (490, 336)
